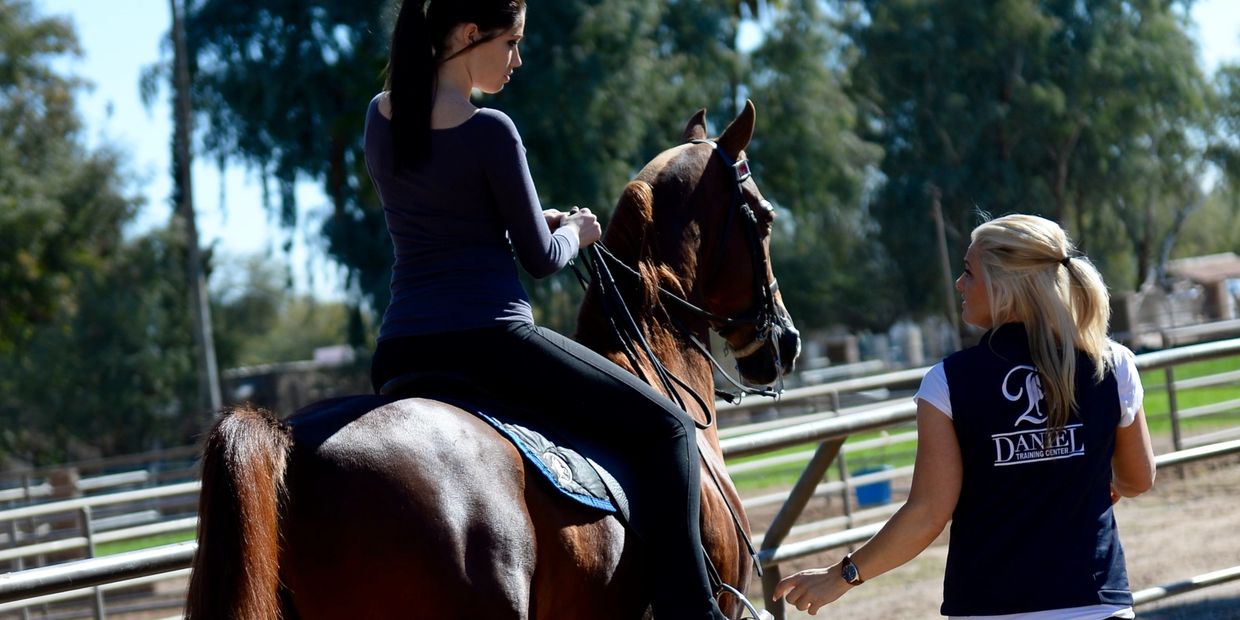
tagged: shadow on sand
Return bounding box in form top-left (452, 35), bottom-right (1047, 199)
top-left (1139, 594), bottom-right (1240, 619)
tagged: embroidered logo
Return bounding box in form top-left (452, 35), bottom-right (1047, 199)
top-left (992, 424), bottom-right (1085, 466)
top-left (1002, 365), bottom-right (1047, 426)
top-left (991, 365), bottom-right (1086, 466)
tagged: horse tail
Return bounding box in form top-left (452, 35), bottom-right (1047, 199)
top-left (186, 405), bottom-right (293, 620)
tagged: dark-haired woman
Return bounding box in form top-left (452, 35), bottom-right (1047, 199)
top-left (364, 2), bottom-right (730, 618)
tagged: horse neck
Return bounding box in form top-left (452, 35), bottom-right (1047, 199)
top-left (574, 268), bottom-right (720, 434)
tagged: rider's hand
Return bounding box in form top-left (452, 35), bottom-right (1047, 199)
top-left (562, 207), bottom-right (601, 248)
top-left (543, 209), bottom-right (567, 232)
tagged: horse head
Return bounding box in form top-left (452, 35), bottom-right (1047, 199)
top-left (606, 100), bottom-right (801, 388)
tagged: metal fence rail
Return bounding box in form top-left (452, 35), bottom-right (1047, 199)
top-left (1133, 565), bottom-right (1240, 606)
top-left (2, 339), bottom-right (1240, 615)
top-left (0, 542), bottom-right (195, 604)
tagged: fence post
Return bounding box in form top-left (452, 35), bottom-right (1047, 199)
top-left (80, 506), bottom-right (106, 620)
top-left (8, 521), bottom-right (31, 620)
top-left (835, 451), bottom-right (854, 534)
top-left (760, 437), bottom-right (847, 620)
top-left (1165, 367), bottom-right (1183, 452)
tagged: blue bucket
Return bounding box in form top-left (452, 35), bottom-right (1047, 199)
top-left (852, 465), bottom-right (893, 507)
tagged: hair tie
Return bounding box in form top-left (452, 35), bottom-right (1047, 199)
top-left (1060, 256), bottom-right (1072, 267)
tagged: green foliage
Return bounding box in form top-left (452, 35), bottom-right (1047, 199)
top-left (747, 0), bottom-right (891, 328)
top-left (210, 252), bottom-right (351, 367)
top-left (843, 0), bottom-right (1217, 311)
top-left (0, 0), bottom-right (95, 350)
top-left (0, 1), bottom-right (201, 464)
top-left (1175, 185), bottom-right (1240, 259)
top-left (170, 0), bottom-right (394, 324)
top-left (0, 228), bottom-right (199, 464)
top-left (171, 0), bottom-right (1239, 335)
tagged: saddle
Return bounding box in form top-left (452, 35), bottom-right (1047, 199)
top-left (380, 371), bottom-right (630, 522)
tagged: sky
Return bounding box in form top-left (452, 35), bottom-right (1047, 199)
top-left (38, 1), bottom-right (1240, 301)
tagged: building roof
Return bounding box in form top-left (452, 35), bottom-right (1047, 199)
top-left (1166, 252), bottom-right (1240, 284)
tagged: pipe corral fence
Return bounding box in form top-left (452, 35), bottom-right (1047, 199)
top-left (2, 339), bottom-right (1240, 618)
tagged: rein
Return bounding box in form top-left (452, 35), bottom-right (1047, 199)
top-left (569, 138), bottom-right (788, 583)
top-left (588, 244), bottom-right (782, 405)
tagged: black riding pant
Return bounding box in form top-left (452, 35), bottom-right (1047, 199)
top-left (371, 321), bottom-right (726, 620)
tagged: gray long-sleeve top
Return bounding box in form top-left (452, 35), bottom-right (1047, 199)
top-left (364, 94), bottom-right (579, 341)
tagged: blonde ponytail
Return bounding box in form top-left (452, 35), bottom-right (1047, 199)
top-left (971, 214), bottom-right (1111, 428)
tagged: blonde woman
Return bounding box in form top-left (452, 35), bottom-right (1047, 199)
top-left (774, 214), bottom-right (1155, 619)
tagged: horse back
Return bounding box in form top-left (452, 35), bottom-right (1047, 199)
top-left (279, 397), bottom-right (537, 618)
top-left (277, 396), bottom-right (643, 620)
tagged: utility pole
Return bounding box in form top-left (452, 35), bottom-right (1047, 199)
top-left (930, 185), bottom-right (962, 352)
top-left (171, 0), bottom-right (222, 415)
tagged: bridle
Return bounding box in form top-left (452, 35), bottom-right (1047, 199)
top-left (571, 137), bottom-right (787, 591)
top-left (687, 138), bottom-right (783, 366)
top-left (573, 138), bottom-right (787, 425)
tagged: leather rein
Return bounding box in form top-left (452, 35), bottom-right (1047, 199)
top-left (571, 139), bottom-right (786, 429)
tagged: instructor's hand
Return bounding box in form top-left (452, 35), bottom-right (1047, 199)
top-left (772, 565), bottom-right (852, 615)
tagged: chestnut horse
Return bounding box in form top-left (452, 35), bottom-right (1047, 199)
top-left (186, 101), bottom-right (800, 619)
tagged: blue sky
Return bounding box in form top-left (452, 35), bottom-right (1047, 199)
top-left (38, 1), bottom-right (1240, 301)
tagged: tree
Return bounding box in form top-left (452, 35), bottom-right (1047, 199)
top-left (746, 0), bottom-right (889, 328)
top-left (840, 0), bottom-right (1215, 315)
top-left (0, 0), bottom-right (99, 351)
top-left (0, 0), bottom-right (201, 463)
top-left (210, 252), bottom-right (352, 368)
top-left (144, 0), bottom-right (393, 330)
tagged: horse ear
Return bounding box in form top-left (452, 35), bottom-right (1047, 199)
top-left (718, 99), bottom-right (756, 156)
top-left (682, 109), bottom-right (708, 142)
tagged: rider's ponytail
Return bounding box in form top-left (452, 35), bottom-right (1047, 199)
top-left (385, 1), bottom-right (436, 169)
top-left (384, 0), bottom-right (526, 170)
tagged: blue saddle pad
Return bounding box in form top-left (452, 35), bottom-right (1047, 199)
top-left (433, 397), bottom-right (630, 521)
top-left (475, 411), bottom-right (629, 519)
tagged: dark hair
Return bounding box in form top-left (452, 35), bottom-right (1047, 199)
top-left (385, 0), bottom-right (526, 169)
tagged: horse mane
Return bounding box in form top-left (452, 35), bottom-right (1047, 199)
top-left (605, 180), bottom-right (663, 314)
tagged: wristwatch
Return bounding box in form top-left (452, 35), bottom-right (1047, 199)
top-left (840, 553), bottom-right (864, 585)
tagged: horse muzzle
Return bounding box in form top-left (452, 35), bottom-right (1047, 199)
top-left (733, 314), bottom-right (800, 387)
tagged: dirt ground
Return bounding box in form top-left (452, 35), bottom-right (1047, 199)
top-left (749, 454), bottom-right (1240, 620)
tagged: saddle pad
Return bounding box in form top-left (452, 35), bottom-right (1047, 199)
top-left (428, 401), bottom-right (630, 521)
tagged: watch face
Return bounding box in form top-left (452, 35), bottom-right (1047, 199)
top-left (842, 562), bottom-right (859, 583)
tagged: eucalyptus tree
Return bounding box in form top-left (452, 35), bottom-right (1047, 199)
top-left (839, 0), bottom-right (1216, 313)
top-left (746, 0), bottom-right (889, 328)
top-left (0, 0), bottom-right (205, 462)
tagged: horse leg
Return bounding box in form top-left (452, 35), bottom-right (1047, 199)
top-left (279, 401), bottom-right (536, 619)
top-left (525, 482), bottom-right (649, 620)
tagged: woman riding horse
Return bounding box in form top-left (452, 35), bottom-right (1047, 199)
top-left (185, 2), bottom-right (799, 618)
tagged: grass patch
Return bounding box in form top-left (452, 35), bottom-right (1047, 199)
top-left (96, 531), bottom-right (195, 556)
top-left (729, 427), bottom-right (918, 492)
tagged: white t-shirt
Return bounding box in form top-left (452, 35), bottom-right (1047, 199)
top-left (914, 340), bottom-right (1142, 620)
top-left (915, 341), bottom-right (1143, 427)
